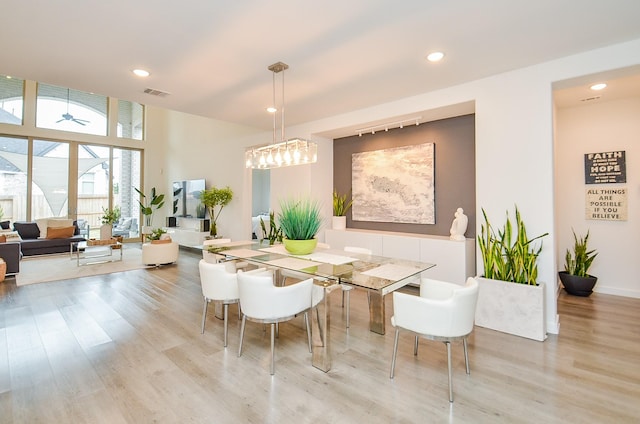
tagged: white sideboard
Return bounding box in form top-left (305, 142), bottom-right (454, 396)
top-left (166, 218), bottom-right (210, 247)
top-left (325, 228), bottom-right (475, 285)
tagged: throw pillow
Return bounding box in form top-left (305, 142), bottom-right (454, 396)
top-left (0, 231), bottom-right (21, 241)
top-left (46, 226), bottom-right (75, 239)
top-left (0, 235), bottom-right (6, 243)
top-left (0, 220), bottom-right (9, 230)
top-left (13, 222), bottom-right (40, 239)
top-left (37, 218), bottom-right (74, 239)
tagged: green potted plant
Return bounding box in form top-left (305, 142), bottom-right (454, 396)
top-left (100, 205), bottom-right (121, 225)
top-left (200, 186), bottom-right (233, 237)
top-left (99, 206), bottom-right (121, 240)
top-left (135, 186), bottom-right (165, 234)
top-left (278, 196), bottom-right (322, 255)
top-left (559, 230), bottom-right (598, 296)
top-left (476, 205), bottom-right (549, 341)
top-left (332, 189), bottom-right (353, 230)
top-left (260, 211), bottom-right (283, 245)
top-left (147, 227), bottom-right (169, 244)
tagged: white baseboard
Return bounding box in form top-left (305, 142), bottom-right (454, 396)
top-left (594, 285), bottom-right (640, 298)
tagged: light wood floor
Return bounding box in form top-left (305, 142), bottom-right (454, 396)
top-left (1, 248), bottom-right (639, 423)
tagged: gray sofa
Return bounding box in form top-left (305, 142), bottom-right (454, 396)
top-left (0, 242), bottom-right (21, 275)
top-left (12, 221), bottom-right (86, 257)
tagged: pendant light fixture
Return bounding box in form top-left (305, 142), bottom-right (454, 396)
top-left (245, 62), bottom-right (317, 169)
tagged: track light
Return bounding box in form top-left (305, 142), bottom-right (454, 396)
top-left (355, 117), bottom-right (422, 136)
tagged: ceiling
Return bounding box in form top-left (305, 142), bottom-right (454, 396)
top-left (3, 0), bottom-right (640, 134)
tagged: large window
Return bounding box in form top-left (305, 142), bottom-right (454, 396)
top-left (36, 83), bottom-right (108, 136)
top-left (0, 136), bottom-right (28, 222)
top-left (31, 140), bottom-right (70, 219)
top-left (118, 99), bottom-right (144, 140)
top-left (1, 77), bottom-right (145, 239)
top-left (0, 75), bottom-right (24, 125)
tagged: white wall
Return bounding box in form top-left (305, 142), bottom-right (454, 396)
top-left (144, 107), bottom-right (261, 240)
top-left (555, 97), bottom-right (640, 297)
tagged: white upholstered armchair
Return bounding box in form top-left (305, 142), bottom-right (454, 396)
top-left (142, 241), bottom-right (179, 266)
top-left (390, 277), bottom-right (479, 402)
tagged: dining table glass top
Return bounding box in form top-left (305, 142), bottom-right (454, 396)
top-left (206, 241), bottom-right (436, 294)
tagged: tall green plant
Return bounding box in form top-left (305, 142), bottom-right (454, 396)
top-left (564, 230), bottom-right (597, 277)
top-left (478, 206), bottom-right (548, 285)
top-left (135, 187), bottom-right (165, 227)
top-left (200, 186), bottom-right (233, 236)
top-left (278, 197), bottom-right (322, 240)
top-left (333, 189), bottom-right (353, 216)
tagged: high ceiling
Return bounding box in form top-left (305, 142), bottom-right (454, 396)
top-left (3, 0), bottom-right (640, 133)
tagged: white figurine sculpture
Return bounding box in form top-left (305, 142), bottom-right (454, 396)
top-left (449, 207), bottom-right (468, 241)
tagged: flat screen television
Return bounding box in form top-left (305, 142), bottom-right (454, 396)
top-left (173, 179), bottom-right (206, 218)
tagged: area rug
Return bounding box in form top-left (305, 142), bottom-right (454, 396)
top-left (15, 245), bottom-right (147, 286)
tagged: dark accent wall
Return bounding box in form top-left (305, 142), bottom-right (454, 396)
top-left (333, 114), bottom-right (476, 238)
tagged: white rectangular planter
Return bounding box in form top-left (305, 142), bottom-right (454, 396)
top-left (475, 277), bottom-right (547, 341)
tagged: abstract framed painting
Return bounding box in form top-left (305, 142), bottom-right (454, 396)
top-left (352, 142), bottom-right (434, 224)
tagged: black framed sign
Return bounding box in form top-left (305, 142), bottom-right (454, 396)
top-left (584, 151), bottom-right (626, 184)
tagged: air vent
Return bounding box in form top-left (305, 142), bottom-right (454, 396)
top-left (143, 88), bottom-right (170, 97)
top-left (580, 95), bottom-right (601, 102)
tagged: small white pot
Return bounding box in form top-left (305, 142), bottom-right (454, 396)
top-left (99, 224), bottom-right (112, 240)
top-left (332, 216), bottom-right (346, 230)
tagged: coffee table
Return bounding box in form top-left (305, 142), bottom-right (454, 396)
top-left (71, 241), bottom-right (123, 266)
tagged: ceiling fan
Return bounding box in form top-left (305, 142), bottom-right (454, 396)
top-left (56, 88), bottom-right (90, 126)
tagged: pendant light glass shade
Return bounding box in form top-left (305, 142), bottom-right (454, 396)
top-left (245, 62), bottom-right (317, 169)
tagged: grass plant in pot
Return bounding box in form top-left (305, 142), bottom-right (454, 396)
top-left (332, 189), bottom-right (353, 230)
top-left (476, 205), bottom-right (549, 341)
top-left (278, 196), bottom-right (322, 255)
top-left (559, 230), bottom-right (598, 296)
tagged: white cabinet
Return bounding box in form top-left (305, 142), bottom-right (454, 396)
top-left (325, 229), bottom-right (475, 285)
top-left (166, 218), bottom-right (210, 247)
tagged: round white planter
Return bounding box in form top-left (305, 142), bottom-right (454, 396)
top-left (332, 216), bottom-right (346, 230)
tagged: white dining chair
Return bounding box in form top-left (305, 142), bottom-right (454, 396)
top-left (342, 246), bottom-right (372, 328)
top-left (237, 269), bottom-right (314, 375)
top-left (390, 277), bottom-right (479, 402)
top-left (202, 238), bottom-right (231, 263)
top-left (198, 259), bottom-right (240, 347)
top-left (203, 237), bottom-right (250, 271)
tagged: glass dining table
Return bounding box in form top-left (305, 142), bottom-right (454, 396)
top-left (211, 240), bottom-right (435, 372)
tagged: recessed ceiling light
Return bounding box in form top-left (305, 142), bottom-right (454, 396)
top-left (132, 69), bottom-right (150, 77)
top-left (590, 83), bottom-right (607, 91)
top-left (267, 106), bottom-right (277, 113)
top-left (426, 51), bottom-right (445, 62)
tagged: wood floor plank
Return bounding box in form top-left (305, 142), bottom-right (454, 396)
top-left (2, 247), bottom-right (640, 423)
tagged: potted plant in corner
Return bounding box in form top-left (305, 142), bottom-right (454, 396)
top-left (200, 186), bottom-right (233, 238)
top-left (278, 196), bottom-right (322, 255)
top-left (100, 206), bottom-right (121, 240)
top-left (559, 230), bottom-right (598, 296)
top-left (332, 189), bottom-right (353, 230)
top-left (476, 206), bottom-right (549, 341)
top-left (135, 187), bottom-right (165, 235)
